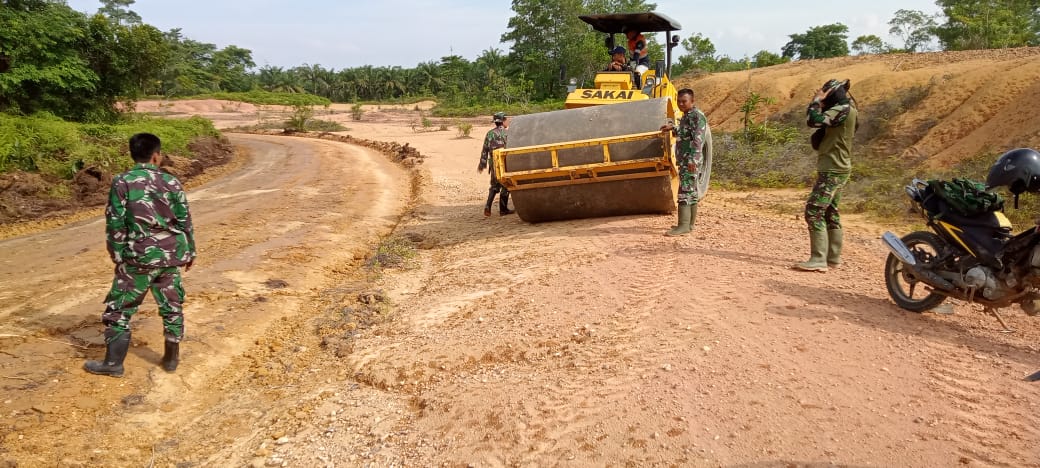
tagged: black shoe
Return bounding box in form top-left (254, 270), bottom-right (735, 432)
top-left (483, 207), bottom-right (491, 217)
top-left (84, 331), bottom-right (131, 377)
top-left (500, 209), bottom-right (515, 216)
top-left (161, 340), bottom-right (180, 372)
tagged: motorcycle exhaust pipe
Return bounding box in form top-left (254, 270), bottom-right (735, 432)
top-left (882, 231), bottom-right (956, 291)
top-left (882, 232), bottom-right (916, 265)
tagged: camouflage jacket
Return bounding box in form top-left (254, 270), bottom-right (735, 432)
top-left (674, 107), bottom-right (710, 170)
top-left (105, 163), bottom-right (196, 267)
top-left (806, 98), bottom-right (857, 174)
top-left (806, 97), bottom-right (852, 128)
top-left (479, 126), bottom-right (508, 168)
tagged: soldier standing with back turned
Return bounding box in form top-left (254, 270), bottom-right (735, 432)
top-left (84, 132), bottom-right (196, 377)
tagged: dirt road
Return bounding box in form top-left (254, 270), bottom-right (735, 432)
top-left (1, 114), bottom-right (1038, 467)
top-left (0, 133), bottom-right (410, 465)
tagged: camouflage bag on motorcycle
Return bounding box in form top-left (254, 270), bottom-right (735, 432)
top-left (925, 178), bottom-right (1005, 217)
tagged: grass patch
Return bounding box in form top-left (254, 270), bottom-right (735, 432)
top-left (183, 90), bottom-right (331, 107)
top-left (365, 235), bottom-right (418, 272)
top-left (430, 99), bottom-right (564, 118)
top-left (711, 132), bottom-right (816, 189)
top-left (307, 119), bottom-right (348, 132)
top-left (0, 112), bottom-right (219, 179)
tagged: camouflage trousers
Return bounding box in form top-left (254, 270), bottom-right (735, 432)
top-left (101, 263), bottom-right (185, 343)
top-left (677, 158), bottom-right (703, 206)
top-left (485, 169), bottom-right (511, 211)
top-left (804, 171), bottom-right (850, 232)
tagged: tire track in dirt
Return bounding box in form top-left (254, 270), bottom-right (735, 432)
top-left (922, 341), bottom-right (1040, 467)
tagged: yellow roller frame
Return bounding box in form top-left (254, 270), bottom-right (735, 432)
top-left (493, 130), bottom-right (676, 191)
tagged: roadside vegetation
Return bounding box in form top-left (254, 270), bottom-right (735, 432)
top-left (182, 91), bottom-right (331, 107)
top-left (712, 85), bottom-right (1038, 227)
top-left (0, 114), bottom-right (219, 179)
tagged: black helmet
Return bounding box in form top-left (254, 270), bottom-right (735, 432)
top-left (986, 148), bottom-right (1040, 194)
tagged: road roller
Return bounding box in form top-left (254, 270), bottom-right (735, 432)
top-left (492, 12), bottom-right (712, 223)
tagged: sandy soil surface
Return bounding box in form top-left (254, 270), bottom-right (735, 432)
top-left (1, 99), bottom-right (1037, 467)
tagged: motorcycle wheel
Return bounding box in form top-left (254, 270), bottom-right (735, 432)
top-left (884, 231), bottom-right (948, 313)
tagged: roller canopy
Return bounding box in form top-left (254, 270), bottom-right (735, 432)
top-left (578, 12), bottom-right (682, 33)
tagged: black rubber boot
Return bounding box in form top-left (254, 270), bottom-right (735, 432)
top-left (161, 340), bottom-right (179, 372)
top-left (484, 187), bottom-right (496, 217)
top-left (84, 331), bottom-right (131, 377)
top-left (499, 190), bottom-right (514, 215)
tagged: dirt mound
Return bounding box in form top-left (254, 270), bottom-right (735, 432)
top-left (0, 172), bottom-right (67, 221)
top-left (678, 47), bottom-right (1040, 168)
top-left (0, 136), bottom-right (235, 225)
top-left (250, 129), bottom-right (427, 168)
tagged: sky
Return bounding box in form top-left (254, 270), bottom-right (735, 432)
top-left (64, 0), bottom-right (943, 70)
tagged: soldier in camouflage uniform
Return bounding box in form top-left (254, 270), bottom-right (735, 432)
top-left (477, 112), bottom-right (515, 217)
top-left (84, 133), bottom-right (196, 377)
top-left (660, 88), bottom-right (711, 236)
top-left (795, 79), bottom-right (858, 272)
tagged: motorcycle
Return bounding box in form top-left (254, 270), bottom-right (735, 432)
top-left (881, 148), bottom-right (1040, 334)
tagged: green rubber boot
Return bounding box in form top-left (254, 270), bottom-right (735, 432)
top-left (794, 230), bottom-right (829, 272)
top-left (827, 228), bottom-right (843, 268)
top-left (666, 204), bottom-right (693, 236)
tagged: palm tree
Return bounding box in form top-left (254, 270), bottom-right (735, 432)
top-left (411, 61), bottom-right (445, 95)
top-left (296, 63), bottom-right (329, 96)
top-left (353, 65), bottom-right (376, 100)
top-left (380, 66), bottom-right (406, 99)
top-left (258, 65), bottom-right (304, 93)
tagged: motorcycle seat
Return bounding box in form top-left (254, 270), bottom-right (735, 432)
top-left (924, 197), bottom-right (1013, 236)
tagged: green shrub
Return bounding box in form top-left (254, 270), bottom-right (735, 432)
top-left (350, 103), bottom-right (364, 121)
top-left (455, 120), bottom-right (473, 138)
top-left (308, 119), bottom-right (347, 132)
top-left (286, 104), bottom-right (313, 131)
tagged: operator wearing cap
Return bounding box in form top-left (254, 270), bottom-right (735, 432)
top-left (605, 46), bottom-right (631, 71)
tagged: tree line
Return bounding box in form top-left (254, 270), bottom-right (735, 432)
top-left (2, 0), bottom-right (1039, 123)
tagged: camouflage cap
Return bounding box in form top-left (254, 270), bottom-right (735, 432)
top-left (493, 111), bottom-right (507, 122)
top-left (822, 78), bottom-right (850, 92)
